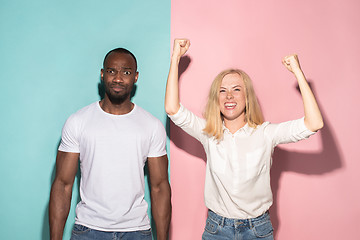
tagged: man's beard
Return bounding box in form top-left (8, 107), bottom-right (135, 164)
top-left (104, 83), bottom-right (133, 105)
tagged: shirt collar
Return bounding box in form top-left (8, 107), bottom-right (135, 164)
top-left (223, 122), bottom-right (252, 135)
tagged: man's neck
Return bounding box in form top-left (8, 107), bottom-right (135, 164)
top-left (99, 98), bottom-right (134, 115)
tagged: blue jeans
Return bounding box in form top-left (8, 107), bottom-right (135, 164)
top-left (202, 210), bottom-right (274, 240)
top-left (70, 224), bottom-right (152, 240)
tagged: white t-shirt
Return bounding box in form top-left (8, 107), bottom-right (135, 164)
top-left (168, 104), bottom-right (315, 219)
top-left (59, 102), bottom-right (167, 231)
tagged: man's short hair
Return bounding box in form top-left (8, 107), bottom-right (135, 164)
top-left (103, 48), bottom-right (137, 70)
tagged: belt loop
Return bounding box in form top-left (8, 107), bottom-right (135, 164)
top-left (249, 218), bottom-right (253, 228)
top-left (221, 216), bottom-right (225, 227)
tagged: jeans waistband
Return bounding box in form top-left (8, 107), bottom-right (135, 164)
top-left (208, 209), bottom-right (270, 227)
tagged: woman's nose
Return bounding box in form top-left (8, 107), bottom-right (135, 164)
top-left (226, 92), bottom-right (233, 99)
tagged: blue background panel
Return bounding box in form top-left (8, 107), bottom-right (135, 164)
top-left (0, 0), bottom-right (170, 239)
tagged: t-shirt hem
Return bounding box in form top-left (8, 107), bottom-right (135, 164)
top-left (74, 221), bottom-right (151, 232)
top-left (57, 147), bottom-right (80, 153)
top-left (148, 150), bottom-right (167, 158)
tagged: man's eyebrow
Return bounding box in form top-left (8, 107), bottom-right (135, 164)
top-left (105, 67), bottom-right (133, 70)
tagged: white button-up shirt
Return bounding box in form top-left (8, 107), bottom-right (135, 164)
top-left (169, 104), bottom-right (315, 219)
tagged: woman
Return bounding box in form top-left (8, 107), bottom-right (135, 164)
top-left (165, 39), bottom-right (323, 240)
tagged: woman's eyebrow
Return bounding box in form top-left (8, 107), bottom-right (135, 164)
top-left (220, 85), bottom-right (242, 89)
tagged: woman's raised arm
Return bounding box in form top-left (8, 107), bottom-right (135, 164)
top-left (165, 39), bottom-right (190, 115)
top-left (282, 54), bottom-right (324, 132)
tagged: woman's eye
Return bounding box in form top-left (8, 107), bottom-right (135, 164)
top-left (219, 89), bottom-right (226, 93)
top-left (234, 88), bottom-right (241, 91)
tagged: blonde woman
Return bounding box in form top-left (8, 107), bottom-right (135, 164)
top-left (165, 39), bottom-right (323, 240)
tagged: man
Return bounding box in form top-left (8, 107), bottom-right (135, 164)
top-left (49, 48), bottom-right (171, 240)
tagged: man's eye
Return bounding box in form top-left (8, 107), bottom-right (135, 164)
top-left (123, 71), bottom-right (131, 75)
top-left (107, 70), bottom-right (115, 75)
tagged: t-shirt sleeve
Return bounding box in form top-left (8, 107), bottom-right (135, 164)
top-left (148, 119), bottom-right (167, 158)
top-left (264, 117), bottom-right (316, 147)
top-left (167, 104), bottom-right (207, 143)
top-left (58, 114), bottom-right (80, 153)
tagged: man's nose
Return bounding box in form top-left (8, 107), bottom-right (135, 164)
top-left (114, 72), bottom-right (124, 82)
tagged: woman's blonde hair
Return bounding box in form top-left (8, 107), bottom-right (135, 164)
top-left (203, 69), bottom-right (264, 140)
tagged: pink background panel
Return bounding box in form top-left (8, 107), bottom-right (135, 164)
top-left (170, 0), bottom-right (360, 239)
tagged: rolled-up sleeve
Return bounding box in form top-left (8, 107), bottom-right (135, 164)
top-left (264, 117), bottom-right (316, 147)
top-left (168, 104), bottom-right (207, 143)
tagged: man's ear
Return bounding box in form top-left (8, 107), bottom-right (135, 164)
top-left (134, 72), bottom-right (139, 83)
top-left (100, 69), bottom-right (104, 81)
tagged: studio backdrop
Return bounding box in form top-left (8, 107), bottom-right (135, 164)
top-left (0, 0), bottom-right (359, 239)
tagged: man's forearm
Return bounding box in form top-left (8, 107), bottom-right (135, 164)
top-left (49, 180), bottom-right (73, 240)
top-left (151, 182), bottom-right (171, 240)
